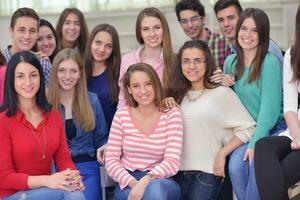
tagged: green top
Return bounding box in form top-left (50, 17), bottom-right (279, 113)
top-left (224, 53), bottom-right (283, 149)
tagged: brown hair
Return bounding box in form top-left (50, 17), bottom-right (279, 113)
top-left (291, 4), bottom-right (300, 82)
top-left (233, 8), bottom-right (269, 82)
top-left (10, 7), bottom-right (39, 29)
top-left (56, 8), bottom-right (88, 57)
top-left (123, 63), bottom-right (163, 108)
top-left (48, 48), bottom-right (95, 131)
top-left (84, 24), bottom-right (121, 103)
top-left (0, 51), bottom-right (6, 65)
top-left (135, 7), bottom-right (175, 91)
top-left (169, 40), bottom-right (219, 104)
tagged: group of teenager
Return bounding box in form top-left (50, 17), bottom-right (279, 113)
top-left (0, 0), bottom-right (299, 200)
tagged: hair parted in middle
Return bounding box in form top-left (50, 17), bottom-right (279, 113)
top-left (48, 48), bottom-right (95, 132)
top-left (0, 51), bottom-right (51, 117)
top-left (84, 23), bottom-right (121, 103)
top-left (168, 40), bottom-right (219, 104)
top-left (56, 8), bottom-right (89, 57)
top-left (135, 7), bottom-right (175, 92)
top-left (123, 62), bottom-right (163, 108)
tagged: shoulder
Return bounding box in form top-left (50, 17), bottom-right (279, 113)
top-left (262, 53), bottom-right (282, 70)
top-left (208, 86), bottom-right (237, 101)
top-left (163, 107), bottom-right (182, 120)
top-left (121, 48), bottom-right (140, 62)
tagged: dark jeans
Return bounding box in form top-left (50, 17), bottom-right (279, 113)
top-left (174, 171), bottom-right (223, 200)
top-left (217, 156), bottom-right (233, 200)
top-left (114, 170), bottom-right (181, 200)
top-left (255, 136), bottom-right (300, 200)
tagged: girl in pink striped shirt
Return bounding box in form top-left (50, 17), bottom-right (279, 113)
top-left (105, 63), bottom-right (183, 200)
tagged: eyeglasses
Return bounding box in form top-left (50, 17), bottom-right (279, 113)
top-left (179, 15), bottom-right (201, 26)
top-left (182, 58), bottom-right (206, 66)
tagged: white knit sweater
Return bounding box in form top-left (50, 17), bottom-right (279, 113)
top-left (179, 86), bottom-right (256, 174)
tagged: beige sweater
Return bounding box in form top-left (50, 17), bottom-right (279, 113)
top-left (179, 86), bottom-right (256, 174)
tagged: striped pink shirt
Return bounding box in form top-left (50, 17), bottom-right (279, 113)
top-left (117, 46), bottom-right (164, 108)
top-left (105, 106), bottom-right (183, 189)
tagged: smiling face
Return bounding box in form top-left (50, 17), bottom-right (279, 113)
top-left (140, 16), bottom-right (163, 49)
top-left (179, 10), bottom-right (204, 39)
top-left (36, 26), bottom-right (56, 57)
top-left (91, 31), bottom-right (113, 64)
top-left (62, 13), bottom-right (81, 45)
top-left (14, 62), bottom-right (40, 102)
top-left (237, 17), bottom-right (259, 53)
top-left (181, 47), bottom-right (206, 90)
top-left (57, 59), bottom-right (80, 92)
top-left (127, 71), bottom-right (156, 107)
top-left (216, 5), bottom-right (239, 43)
top-left (10, 17), bottom-right (38, 53)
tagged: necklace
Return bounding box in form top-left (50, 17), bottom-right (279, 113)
top-left (186, 89), bottom-right (205, 102)
top-left (30, 122), bottom-right (46, 160)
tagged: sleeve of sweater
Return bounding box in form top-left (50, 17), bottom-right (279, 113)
top-left (105, 109), bottom-right (135, 190)
top-left (216, 87), bottom-right (256, 144)
top-left (248, 54), bottom-right (283, 149)
top-left (148, 108), bottom-right (183, 178)
top-left (283, 48), bottom-right (298, 114)
top-left (53, 111), bottom-right (76, 171)
top-left (0, 116), bottom-right (29, 191)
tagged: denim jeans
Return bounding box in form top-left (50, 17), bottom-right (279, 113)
top-left (2, 188), bottom-right (85, 200)
top-left (174, 170), bottom-right (222, 200)
top-left (229, 119), bottom-right (287, 200)
top-left (114, 170), bottom-right (181, 200)
top-left (75, 160), bottom-right (101, 200)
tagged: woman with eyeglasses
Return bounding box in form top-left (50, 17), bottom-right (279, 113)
top-left (169, 40), bottom-right (255, 200)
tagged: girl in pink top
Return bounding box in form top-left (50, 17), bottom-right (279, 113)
top-left (105, 63), bottom-right (183, 200)
top-left (117, 7), bottom-right (176, 108)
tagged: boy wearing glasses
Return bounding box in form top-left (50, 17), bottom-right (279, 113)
top-left (175, 0), bottom-right (231, 69)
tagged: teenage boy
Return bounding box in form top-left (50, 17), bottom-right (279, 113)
top-left (214, 0), bottom-right (283, 63)
top-left (175, 0), bottom-right (231, 69)
top-left (4, 7), bottom-right (52, 86)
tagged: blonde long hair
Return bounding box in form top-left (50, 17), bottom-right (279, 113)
top-left (48, 48), bottom-right (95, 131)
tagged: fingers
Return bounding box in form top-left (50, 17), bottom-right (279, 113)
top-left (221, 75), bottom-right (235, 87)
top-left (97, 148), bottom-right (106, 165)
top-left (210, 69), bottom-right (223, 83)
top-left (161, 97), bottom-right (178, 111)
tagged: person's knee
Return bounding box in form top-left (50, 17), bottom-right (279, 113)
top-left (144, 179), bottom-right (180, 200)
top-left (63, 191), bottom-right (86, 200)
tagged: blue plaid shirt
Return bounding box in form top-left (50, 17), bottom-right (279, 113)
top-left (4, 46), bottom-right (52, 87)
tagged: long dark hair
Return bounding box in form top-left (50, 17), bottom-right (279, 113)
top-left (168, 40), bottom-right (219, 104)
top-left (291, 4), bottom-right (300, 82)
top-left (84, 24), bottom-right (121, 103)
top-left (0, 51), bottom-right (51, 117)
top-left (33, 19), bottom-right (58, 63)
top-left (233, 8), bottom-right (269, 82)
top-left (0, 51), bottom-right (6, 65)
top-left (56, 8), bottom-right (88, 57)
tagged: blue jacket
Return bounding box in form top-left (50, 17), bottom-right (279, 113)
top-left (59, 92), bottom-right (108, 157)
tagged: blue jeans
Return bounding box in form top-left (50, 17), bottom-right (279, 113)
top-left (114, 170), bottom-right (181, 200)
top-left (75, 160), bottom-right (101, 200)
top-left (2, 188), bottom-right (85, 200)
top-left (174, 171), bottom-right (222, 200)
top-left (229, 119), bottom-right (287, 200)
